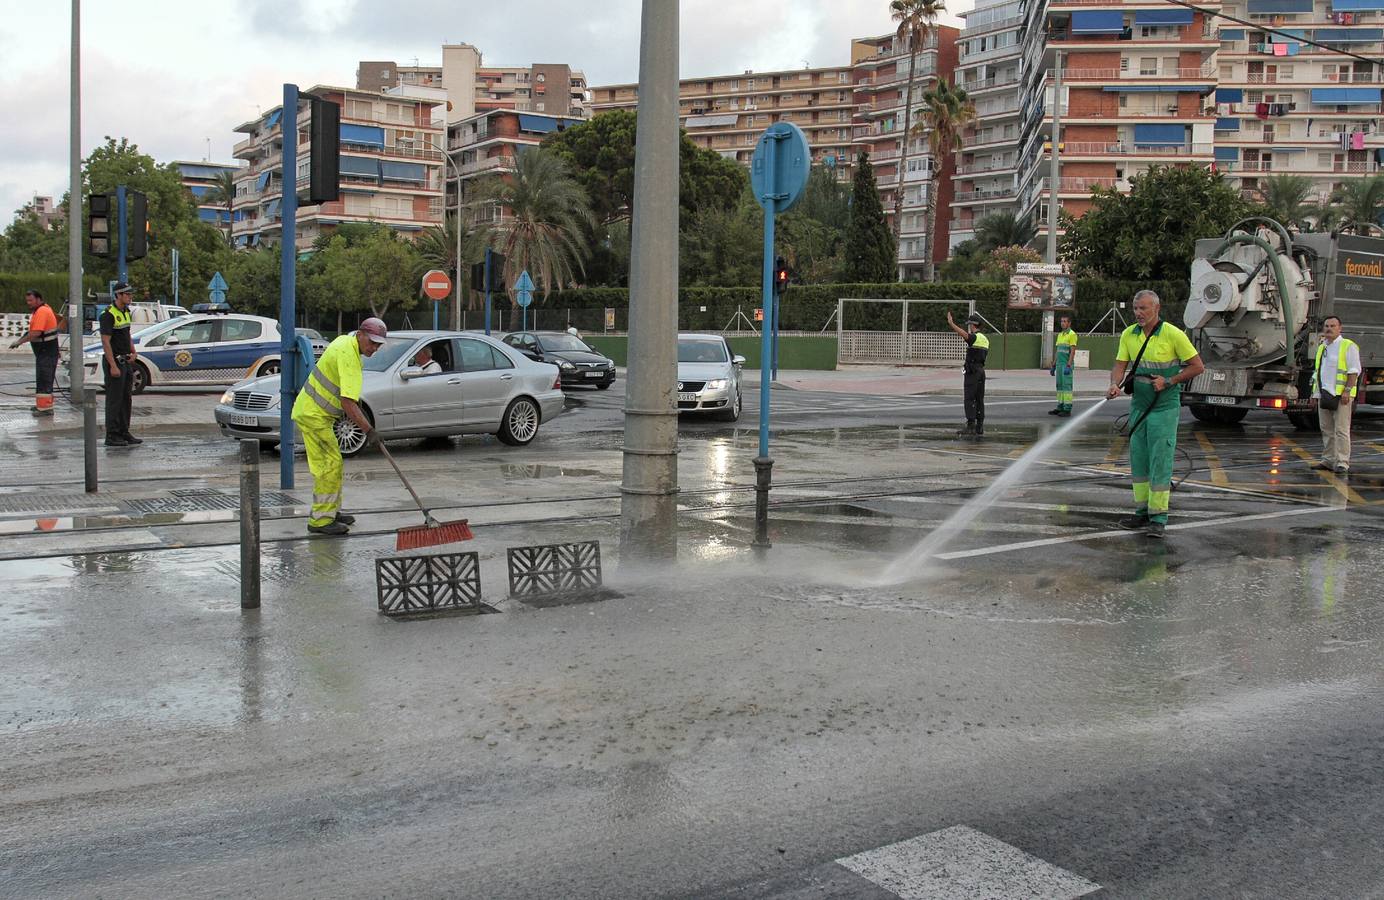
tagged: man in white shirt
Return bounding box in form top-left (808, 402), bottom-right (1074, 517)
top-left (414, 345), bottom-right (442, 376)
top-left (1313, 316), bottom-right (1362, 476)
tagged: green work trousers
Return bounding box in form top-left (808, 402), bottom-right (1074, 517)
top-left (299, 416), bottom-right (343, 527)
top-left (1129, 389), bottom-right (1180, 525)
top-left (1054, 346), bottom-right (1073, 412)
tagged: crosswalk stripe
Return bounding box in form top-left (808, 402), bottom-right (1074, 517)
top-left (836, 825), bottom-right (1100, 899)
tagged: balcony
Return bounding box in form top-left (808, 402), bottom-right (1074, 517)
top-left (232, 136), bottom-right (258, 156)
top-left (1055, 141), bottom-right (1215, 156)
top-left (954, 187), bottom-right (1017, 202)
top-left (955, 160), bottom-right (1017, 175)
top-left (1057, 65), bottom-right (1217, 81)
top-left (460, 155), bottom-right (516, 176)
top-left (1037, 176), bottom-right (1120, 193)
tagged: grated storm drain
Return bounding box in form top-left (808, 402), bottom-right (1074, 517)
top-left (122, 489), bottom-right (301, 514)
top-left (0, 493), bottom-right (120, 514)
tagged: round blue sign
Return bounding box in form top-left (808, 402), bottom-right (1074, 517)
top-left (750, 122), bottom-right (811, 214)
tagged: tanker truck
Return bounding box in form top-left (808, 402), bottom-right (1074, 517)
top-left (1180, 218), bottom-right (1383, 429)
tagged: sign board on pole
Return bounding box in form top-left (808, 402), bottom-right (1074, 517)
top-left (604, 307), bottom-right (616, 330)
top-left (513, 270), bottom-right (535, 309)
top-left (750, 123), bottom-right (811, 214)
top-left (754, 308), bottom-right (764, 322)
top-left (1008, 263), bottom-right (1076, 311)
top-left (422, 269), bottom-right (452, 300)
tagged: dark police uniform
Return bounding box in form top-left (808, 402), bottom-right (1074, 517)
top-left (963, 329), bottom-right (990, 433)
top-left (99, 303), bottom-right (136, 445)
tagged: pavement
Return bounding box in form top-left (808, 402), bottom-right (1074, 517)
top-left (2, 357), bottom-right (1384, 898)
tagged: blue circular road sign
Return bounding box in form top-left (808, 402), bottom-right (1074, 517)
top-left (750, 122), bottom-right (811, 214)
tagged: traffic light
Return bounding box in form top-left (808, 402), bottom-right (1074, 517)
top-left (488, 252), bottom-right (506, 292)
top-left (470, 261), bottom-right (486, 292)
top-left (773, 256), bottom-right (790, 295)
top-left (88, 193), bottom-right (111, 257)
top-left (308, 96), bottom-right (340, 204)
top-left (125, 190), bottom-right (148, 260)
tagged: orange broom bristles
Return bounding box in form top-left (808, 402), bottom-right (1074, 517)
top-left (395, 518), bottom-right (474, 552)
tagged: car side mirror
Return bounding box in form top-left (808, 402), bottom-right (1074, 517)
top-left (732, 355), bottom-right (746, 366)
top-left (399, 366), bottom-right (424, 381)
top-left (165, 336), bottom-right (180, 346)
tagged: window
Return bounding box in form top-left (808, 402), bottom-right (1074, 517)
top-left (1121, 58), bottom-right (1131, 72)
top-left (220, 320), bottom-right (262, 342)
top-left (1318, 152), bottom-right (1333, 167)
top-left (1140, 57), bottom-right (1158, 76)
top-left (455, 338), bottom-right (498, 372)
top-left (347, 99), bottom-right (374, 120)
top-left (1220, 65), bottom-right (1233, 80)
top-left (152, 320), bottom-right (215, 347)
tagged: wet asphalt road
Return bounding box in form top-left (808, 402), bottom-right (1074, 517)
top-left (2, 371), bottom-right (1383, 898)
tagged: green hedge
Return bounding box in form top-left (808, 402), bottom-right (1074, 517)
top-left (546, 279), bottom-right (1189, 334)
top-left (1, 273), bottom-right (106, 313)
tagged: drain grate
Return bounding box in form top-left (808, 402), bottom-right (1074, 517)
top-left (376, 551), bottom-right (484, 616)
top-left (0, 493), bottom-right (119, 514)
top-left (507, 540), bottom-right (603, 599)
top-left (122, 489), bottom-right (300, 514)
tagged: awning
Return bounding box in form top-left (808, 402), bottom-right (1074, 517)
top-left (340, 124), bottom-right (385, 146)
top-left (1313, 27), bottom-right (1384, 41)
top-left (1221, 28), bottom-right (1246, 39)
top-left (340, 156), bottom-right (381, 179)
top-left (1311, 87), bottom-right (1383, 103)
top-left (1133, 123), bottom-right (1187, 146)
top-left (1247, 0), bottom-right (1313, 12)
top-left (265, 109), bottom-right (282, 129)
top-left (517, 114), bottom-right (560, 133)
top-left (686, 114), bottom-right (739, 128)
top-left (188, 185), bottom-right (212, 198)
top-left (255, 171), bottom-right (271, 192)
top-left (380, 161), bottom-right (427, 182)
top-left (1215, 147), bottom-right (1241, 161)
top-left (1135, 9), bottom-right (1193, 24)
top-left (1216, 88), bottom-right (1244, 102)
top-left (1102, 85), bottom-right (1211, 92)
top-left (1272, 146), bottom-right (1307, 152)
top-left (235, 235), bottom-right (248, 247)
top-left (1215, 117), bottom-right (1242, 130)
top-left (1071, 10), bottom-right (1126, 33)
top-left (264, 199), bottom-right (281, 220)
top-left (1332, 0), bottom-right (1384, 9)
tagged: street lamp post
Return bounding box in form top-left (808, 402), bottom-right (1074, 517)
top-left (426, 136), bottom-right (464, 330)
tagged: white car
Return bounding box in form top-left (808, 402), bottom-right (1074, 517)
top-left (78, 313), bottom-right (290, 393)
top-left (677, 333), bottom-right (745, 422)
top-left (214, 330), bottom-right (566, 455)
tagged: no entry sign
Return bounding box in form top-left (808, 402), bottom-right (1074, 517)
top-left (421, 269), bottom-right (452, 300)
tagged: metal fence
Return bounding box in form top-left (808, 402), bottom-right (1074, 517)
top-left (836, 297), bottom-right (981, 366)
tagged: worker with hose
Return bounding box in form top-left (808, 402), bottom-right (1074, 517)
top-left (1049, 313), bottom-right (1077, 418)
top-left (292, 318), bottom-right (388, 536)
top-left (1106, 290), bottom-right (1204, 538)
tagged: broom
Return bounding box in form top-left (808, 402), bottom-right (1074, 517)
top-left (375, 440), bottom-right (474, 551)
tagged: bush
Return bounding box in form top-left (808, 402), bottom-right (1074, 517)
top-left (1, 273), bottom-right (106, 314)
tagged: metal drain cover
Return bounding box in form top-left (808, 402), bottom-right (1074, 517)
top-left (122, 489), bottom-right (300, 514)
top-left (0, 493), bottom-right (120, 514)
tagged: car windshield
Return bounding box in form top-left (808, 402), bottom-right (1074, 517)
top-left (362, 337), bottom-right (416, 372)
top-left (677, 339), bottom-right (728, 363)
top-left (299, 328), bottom-right (322, 339)
top-left (539, 334), bottom-right (592, 352)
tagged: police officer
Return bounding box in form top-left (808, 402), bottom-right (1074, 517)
top-left (99, 282), bottom-right (142, 447)
top-left (946, 310), bottom-right (990, 437)
top-left (10, 289), bottom-right (62, 416)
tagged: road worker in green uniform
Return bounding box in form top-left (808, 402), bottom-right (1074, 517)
top-left (1049, 314), bottom-right (1078, 418)
top-left (292, 318), bottom-right (387, 536)
top-left (1106, 291), bottom-right (1204, 538)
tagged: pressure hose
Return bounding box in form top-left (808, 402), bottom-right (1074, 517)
top-left (1207, 231), bottom-right (1296, 367)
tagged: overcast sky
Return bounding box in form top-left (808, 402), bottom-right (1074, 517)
top-left (1, 1), bottom-right (970, 223)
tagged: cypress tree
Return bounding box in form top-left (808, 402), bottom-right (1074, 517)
top-left (842, 151), bottom-right (896, 283)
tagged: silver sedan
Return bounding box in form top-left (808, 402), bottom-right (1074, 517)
top-left (677, 333), bottom-right (745, 422)
top-left (213, 330), bottom-right (565, 455)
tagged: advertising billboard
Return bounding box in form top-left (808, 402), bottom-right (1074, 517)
top-left (1008, 263), bottom-right (1075, 311)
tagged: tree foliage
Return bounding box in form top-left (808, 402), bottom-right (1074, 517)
top-left (889, 0), bottom-right (947, 241)
top-left (1331, 174), bottom-right (1384, 235)
top-left (974, 211), bottom-right (1035, 252)
top-left (842, 152), bottom-right (896, 282)
top-left (915, 77), bottom-right (975, 279)
top-left (1059, 164), bottom-right (1255, 281)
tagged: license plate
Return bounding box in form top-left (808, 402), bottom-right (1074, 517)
top-left (228, 412), bottom-right (260, 426)
top-left (584, 370), bottom-right (604, 378)
top-left (678, 392), bottom-right (697, 402)
top-left (1206, 395), bottom-right (1237, 406)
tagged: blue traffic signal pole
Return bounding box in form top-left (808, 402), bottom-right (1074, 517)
top-left (771, 283), bottom-right (781, 382)
top-left (116, 184), bottom-right (128, 284)
top-left (753, 133), bottom-right (786, 550)
top-left (278, 83), bottom-right (299, 490)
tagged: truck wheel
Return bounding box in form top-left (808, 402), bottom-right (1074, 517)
top-left (1287, 411), bottom-right (1320, 432)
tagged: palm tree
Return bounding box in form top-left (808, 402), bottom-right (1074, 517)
top-left (889, 0), bottom-right (947, 276)
top-left (1302, 196), bottom-right (1343, 233)
top-left (478, 148), bottom-right (596, 299)
top-left (416, 216), bottom-right (489, 309)
top-left (1331, 175), bottom-right (1384, 234)
top-left (914, 78), bottom-right (976, 281)
top-left (974, 211), bottom-right (1035, 252)
top-left (200, 169), bottom-right (238, 247)
top-left (1255, 174), bottom-right (1314, 230)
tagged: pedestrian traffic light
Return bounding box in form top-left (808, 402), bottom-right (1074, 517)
top-left (307, 96), bottom-right (340, 204)
top-left (88, 193), bottom-right (111, 257)
top-left (774, 256), bottom-right (789, 295)
top-left (125, 190), bottom-right (148, 260)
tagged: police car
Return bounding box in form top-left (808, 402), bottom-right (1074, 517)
top-left (79, 313), bottom-right (292, 394)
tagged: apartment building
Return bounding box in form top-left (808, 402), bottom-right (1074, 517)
top-left (19, 196), bottom-right (64, 231)
top-left (1015, 1), bottom-right (1221, 247)
top-left (951, 0), bottom-right (1025, 249)
top-left (851, 27), bottom-right (961, 277)
top-left (230, 85), bottom-right (446, 250)
top-left (358, 46), bottom-right (591, 123)
top-left (1212, 0), bottom-right (1384, 202)
top-left (175, 160), bottom-right (243, 230)
top-left (445, 109), bottom-right (584, 226)
top-left (590, 66), bottom-right (858, 175)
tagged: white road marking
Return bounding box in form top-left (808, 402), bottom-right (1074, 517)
top-left (836, 825), bottom-right (1100, 899)
top-left (934, 504), bottom-right (1341, 560)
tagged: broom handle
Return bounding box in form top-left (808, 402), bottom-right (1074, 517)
top-left (376, 441), bottom-right (434, 523)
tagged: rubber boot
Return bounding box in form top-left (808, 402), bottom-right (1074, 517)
top-left (956, 421), bottom-right (975, 437)
top-left (974, 421), bottom-right (985, 437)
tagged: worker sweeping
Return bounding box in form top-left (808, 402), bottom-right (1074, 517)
top-left (292, 318), bottom-right (387, 536)
top-left (1105, 290), bottom-right (1204, 538)
top-left (1049, 313), bottom-right (1077, 418)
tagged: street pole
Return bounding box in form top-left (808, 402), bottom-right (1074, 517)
top-left (619, 0), bottom-right (680, 563)
top-left (68, 0), bottom-right (85, 407)
top-left (483, 247), bottom-right (493, 335)
top-left (1042, 50), bottom-right (1063, 369)
top-left (116, 184), bottom-right (127, 285)
top-left (172, 247), bottom-right (179, 307)
top-left (453, 157), bottom-right (463, 331)
top-left (754, 148), bottom-right (777, 549)
top-left (278, 84), bottom-right (299, 490)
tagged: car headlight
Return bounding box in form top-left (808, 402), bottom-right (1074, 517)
top-left (558, 360), bottom-right (575, 370)
top-left (219, 391), bottom-right (234, 405)
top-left (704, 379), bottom-right (727, 390)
